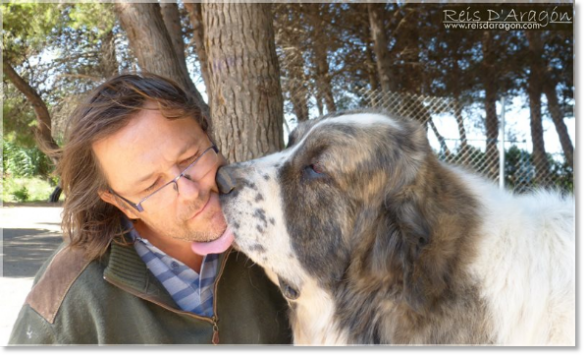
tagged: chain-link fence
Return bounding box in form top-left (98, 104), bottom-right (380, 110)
top-left (287, 89), bottom-right (573, 193)
top-left (351, 89), bottom-right (573, 193)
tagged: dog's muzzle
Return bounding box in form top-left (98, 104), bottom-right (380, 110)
top-left (216, 166), bottom-right (238, 194)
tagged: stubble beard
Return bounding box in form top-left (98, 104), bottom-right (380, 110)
top-left (138, 193), bottom-right (228, 243)
top-left (174, 200), bottom-right (228, 243)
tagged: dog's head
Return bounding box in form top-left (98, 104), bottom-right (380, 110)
top-left (218, 111), bottom-right (476, 312)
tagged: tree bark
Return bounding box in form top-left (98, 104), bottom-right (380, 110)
top-left (365, 34), bottom-right (380, 95)
top-left (3, 58), bottom-right (59, 156)
top-left (115, 2), bottom-right (208, 115)
top-left (276, 5), bottom-right (310, 123)
top-left (284, 46), bottom-right (310, 122)
top-left (481, 31), bottom-right (500, 181)
top-left (202, 2), bottom-right (284, 162)
top-left (454, 97), bottom-right (469, 163)
top-left (98, 29), bottom-right (119, 78)
top-left (394, 6), bottom-right (422, 94)
top-left (526, 31), bottom-right (550, 185)
top-left (452, 53), bottom-right (469, 163)
top-left (184, 2), bottom-right (212, 101)
top-left (428, 118), bottom-right (452, 158)
top-left (309, 3), bottom-right (336, 113)
top-left (543, 75), bottom-right (573, 168)
top-left (160, 1), bottom-right (188, 71)
top-left (368, 3), bottom-right (394, 94)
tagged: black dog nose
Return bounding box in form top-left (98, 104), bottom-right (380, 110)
top-left (216, 166), bottom-right (238, 194)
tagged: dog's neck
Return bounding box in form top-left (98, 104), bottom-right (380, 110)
top-left (290, 278), bottom-right (350, 345)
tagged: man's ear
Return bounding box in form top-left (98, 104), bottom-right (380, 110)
top-left (98, 190), bottom-right (140, 220)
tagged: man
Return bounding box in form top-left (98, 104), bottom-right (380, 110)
top-left (9, 73), bottom-right (291, 344)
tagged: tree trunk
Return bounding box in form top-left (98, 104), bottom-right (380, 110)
top-left (481, 31), bottom-right (500, 181)
top-left (368, 3), bottom-right (394, 94)
top-left (429, 118), bottom-right (452, 158)
top-left (275, 4), bottom-right (309, 123)
top-left (3, 58), bottom-right (59, 157)
top-left (454, 94), bottom-right (470, 165)
top-left (396, 6), bottom-right (422, 94)
top-left (160, 2), bottom-right (187, 70)
top-left (543, 76), bottom-right (573, 168)
top-left (309, 3), bottom-right (336, 113)
top-left (284, 47), bottom-right (310, 122)
top-left (526, 31), bottom-right (550, 185)
top-left (452, 55), bottom-right (469, 163)
top-left (184, 1), bottom-right (212, 101)
top-left (98, 29), bottom-right (119, 78)
top-left (316, 95), bottom-right (324, 117)
top-left (361, 18), bottom-right (380, 108)
top-left (202, 2), bottom-right (284, 162)
top-left (365, 35), bottom-right (380, 94)
top-left (115, 2), bottom-right (208, 116)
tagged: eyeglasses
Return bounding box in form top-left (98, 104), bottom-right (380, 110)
top-left (109, 144), bottom-right (219, 212)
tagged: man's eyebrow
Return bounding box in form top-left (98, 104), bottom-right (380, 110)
top-left (129, 142), bottom-right (196, 187)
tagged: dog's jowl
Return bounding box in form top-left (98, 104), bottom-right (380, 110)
top-left (218, 110), bottom-right (575, 346)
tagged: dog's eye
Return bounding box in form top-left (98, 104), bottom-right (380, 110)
top-left (304, 162), bottom-right (327, 179)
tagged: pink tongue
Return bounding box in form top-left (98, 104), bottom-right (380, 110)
top-left (191, 227), bottom-right (235, 255)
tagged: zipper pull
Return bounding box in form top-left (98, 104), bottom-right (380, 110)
top-left (212, 316), bottom-right (219, 345)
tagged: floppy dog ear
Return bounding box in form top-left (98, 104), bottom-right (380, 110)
top-left (371, 195), bottom-right (449, 315)
top-left (366, 114), bottom-right (451, 314)
top-left (395, 202), bottom-right (442, 314)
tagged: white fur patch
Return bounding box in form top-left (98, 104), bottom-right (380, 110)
top-left (454, 167), bottom-right (575, 345)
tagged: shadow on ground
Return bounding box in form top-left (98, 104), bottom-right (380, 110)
top-left (3, 228), bottom-right (63, 278)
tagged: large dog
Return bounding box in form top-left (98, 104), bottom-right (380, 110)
top-left (216, 111), bottom-right (575, 345)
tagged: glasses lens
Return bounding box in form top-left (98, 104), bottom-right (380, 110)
top-left (184, 146), bottom-right (218, 182)
top-left (139, 181), bottom-right (177, 211)
top-left (139, 146), bottom-right (218, 211)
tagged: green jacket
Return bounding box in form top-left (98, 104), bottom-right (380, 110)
top-left (8, 241), bottom-right (292, 345)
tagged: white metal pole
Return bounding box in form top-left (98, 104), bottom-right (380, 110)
top-left (499, 96), bottom-right (506, 190)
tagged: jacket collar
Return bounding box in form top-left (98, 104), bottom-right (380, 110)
top-left (103, 235), bottom-right (231, 310)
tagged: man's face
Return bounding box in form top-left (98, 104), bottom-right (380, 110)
top-left (93, 105), bottom-right (228, 244)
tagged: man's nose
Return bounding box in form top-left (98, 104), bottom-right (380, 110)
top-left (216, 166), bottom-right (238, 194)
top-left (175, 174), bottom-right (202, 198)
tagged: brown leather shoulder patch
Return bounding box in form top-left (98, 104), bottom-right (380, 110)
top-left (25, 245), bottom-right (93, 324)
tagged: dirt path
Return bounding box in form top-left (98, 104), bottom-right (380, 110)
top-left (1, 205), bottom-right (64, 345)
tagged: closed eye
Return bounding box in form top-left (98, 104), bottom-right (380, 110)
top-left (143, 150), bottom-right (200, 193)
top-left (303, 162), bottom-right (327, 179)
top-left (144, 178), bottom-right (162, 193)
top-left (180, 151), bottom-right (200, 168)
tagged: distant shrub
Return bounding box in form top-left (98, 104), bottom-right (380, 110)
top-left (13, 186), bottom-right (30, 202)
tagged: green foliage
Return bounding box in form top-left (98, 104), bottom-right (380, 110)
top-left (3, 138), bottom-right (53, 178)
top-left (1, 2), bottom-right (68, 63)
top-left (441, 145), bottom-right (573, 193)
top-left (447, 145), bottom-right (488, 175)
top-left (2, 3), bottom-right (117, 180)
top-left (1, 2), bottom-right (115, 51)
top-left (12, 186), bottom-right (30, 202)
top-left (437, 145), bottom-right (574, 192)
top-left (548, 155), bottom-right (573, 192)
top-left (3, 94), bottom-right (39, 147)
top-left (504, 145), bottom-right (534, 188)
top-left (504, 146), bottom-right (573, 192)
top-left (67, 3), bottom-right (115, 37)
top-left (2, 176), bottom-right (56, 203)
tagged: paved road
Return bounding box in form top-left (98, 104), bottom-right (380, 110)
top-left (1, 205), bottom-right (64, 346)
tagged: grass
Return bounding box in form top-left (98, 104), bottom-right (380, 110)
top-left (2, 176), bottom-right (60, 203)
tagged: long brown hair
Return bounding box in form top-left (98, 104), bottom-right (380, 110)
top-left (56, 73), bottom-right (208, 260)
